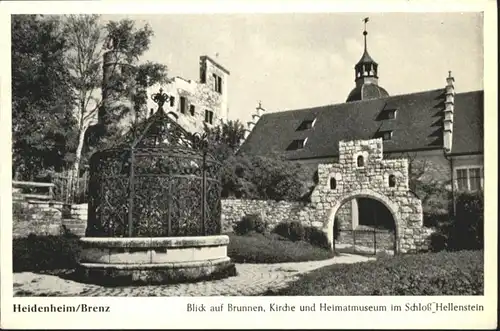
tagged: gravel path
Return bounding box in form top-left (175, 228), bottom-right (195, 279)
top-left (13, 253), bottom-right (374, 297)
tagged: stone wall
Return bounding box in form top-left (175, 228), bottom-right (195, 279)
top-left (12, 198), bottom-right (87, 238)
top-left (221, 199), bottom-right (318, 233)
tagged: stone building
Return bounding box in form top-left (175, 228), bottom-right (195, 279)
top-left (99, 51), bottom-right (230, 135)
top-left (238, 21), bottom-right (483, 248)
top-left (144, 55), bottom-right (230, 134)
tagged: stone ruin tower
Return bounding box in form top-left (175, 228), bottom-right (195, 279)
top-left (99, 40), bottom-right (135, 128)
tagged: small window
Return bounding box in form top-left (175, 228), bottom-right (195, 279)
top-left (189, 104), bottom-right (195, 116)
top-left (387, 110), bottom-right (397, 119)
top-left (287, 138), bottom-right (307, 151)
top-left (376, 131), bottom-right (393, 141)
top-left (456, 167), bottom-right (483, 191)
top-left (357, 155), bottom-right (364, 167)
top-left (213, 73), bottom-right (222, 94)
top-left (170, 96), bottom-right (175, 107)
top-left (205, 109), bottom-right (214, 124)
top-left (388, 174), bottom-right (396, 187)
top-left (456, 169), bottom-right (468, 190)
top-left (329, 178), bottom-right (337, 190)
top-left (179, 96), bottom-right (187, 114)
top-left (297, 119), bottom-right (316, 131)
top-left (469, 168), bottom-right (481, 191)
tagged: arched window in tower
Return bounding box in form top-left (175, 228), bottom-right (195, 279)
top-left (357, 155), bottom-right (364, 167)
top-left (389, 174), bottom-right (396, 187)
top-left (330, 177), bottom-right (337, 190)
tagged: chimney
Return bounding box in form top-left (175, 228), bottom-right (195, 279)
top-left (443, 71), bottom-right (455, 153)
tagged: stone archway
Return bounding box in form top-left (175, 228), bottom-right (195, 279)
top-left (325, 189), bottom-right (401, 254)
top-left (309, 138), bottom-right (430, 254)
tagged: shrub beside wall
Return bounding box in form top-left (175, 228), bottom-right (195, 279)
top-left (13, 233), bottom-right (81, 272)
top-left (430, 191), bottom-right (484, 252)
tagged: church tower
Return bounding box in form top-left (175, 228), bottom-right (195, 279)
top-left (346, 18), bottom-right (389, 102)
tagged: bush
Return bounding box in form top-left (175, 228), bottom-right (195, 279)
top-left (13, 234), bottom-right (81, 272)
top-left (430, 191), bottom-right (484, 252)
top-left (226, 232), bottom-right (334, 263)
top-left (273, 221), bottom-right (329, 248)
top-left (304, 226), bottom-right (330, 249)
top-left (269, 250), bottom-right (483, 295)
top-left (273, 221), bottom-right (305, 242)
top-left (220, 154), bottom-right (313, 201)
top-left (449, 191), bottom-right (483, 250)
top-left (234, 213), bottom-right (267, 235)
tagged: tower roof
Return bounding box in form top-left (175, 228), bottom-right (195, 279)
top-left (348, 17), bottom-right (388, 102)
top-left (346, 84), bottom-right (389, 103)
top-left (356, 49), bottom-right (378, 66)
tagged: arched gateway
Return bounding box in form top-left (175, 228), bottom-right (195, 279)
top-left (309, 138), bottom-right (430, 254)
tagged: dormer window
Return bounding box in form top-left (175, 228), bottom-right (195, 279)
top-left (387, 109), bottom-right (397, 119)
top-left (375, 130), bottom-right (393, 141)
top-left (287, 138), bottom-right (308, 151)
top-left (297, 118), bottom-right (316, 131)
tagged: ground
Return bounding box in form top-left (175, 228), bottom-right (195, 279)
top-left (13, 253), bottom-right (372, 297)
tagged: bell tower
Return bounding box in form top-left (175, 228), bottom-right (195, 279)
top-left (355, 17), bottom-right (379, 86)
top-left (346, 18), bottom-right (389, 103)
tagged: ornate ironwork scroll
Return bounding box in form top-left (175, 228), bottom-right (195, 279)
top-left (86, 89), bottom-right (221, 238)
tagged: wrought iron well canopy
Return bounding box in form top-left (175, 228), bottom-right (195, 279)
top-left (86, 88), bottom-right (221, 238)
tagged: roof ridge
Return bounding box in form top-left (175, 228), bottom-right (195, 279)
top-left (259, 88), bottom-right (483, 118)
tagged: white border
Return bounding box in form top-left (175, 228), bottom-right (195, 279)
top-left (0, 1), bottom-right (497, 330)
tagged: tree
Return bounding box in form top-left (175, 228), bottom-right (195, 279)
top-left (11, 15), bottom-right (77, 181)
top-left (203, 120), bottom-right (311, 201)
top-left (63, 15), bottom-right (168, 199)
top-left (203, 119), bottom-right (246, 160)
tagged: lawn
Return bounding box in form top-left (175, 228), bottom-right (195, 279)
top-left (264, 250), bottom-right (484, 296)
top-left (12, 232), bottom-right (335, 272)
top-left (226, 232), bottom-right (335, 263)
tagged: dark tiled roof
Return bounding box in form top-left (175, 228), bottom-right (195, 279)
top-left (346, 83), bottom-right (389, 102)
top-left (451, 90), bottom-right (483, 154)
top-left (239, 89), bottom-right (483, 159)
top-left (356, 49), bottom-right (377, 65)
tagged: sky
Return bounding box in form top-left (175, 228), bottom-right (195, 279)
top-left (101, 13), bottom-right (484, 124)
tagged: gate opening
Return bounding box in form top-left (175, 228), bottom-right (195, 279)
top-left (333, 197), bottom-right (396, 256)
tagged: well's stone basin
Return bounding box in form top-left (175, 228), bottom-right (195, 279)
top-left (75, 235), bottom-right (236, 286)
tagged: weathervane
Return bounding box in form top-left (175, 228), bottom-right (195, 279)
top-left (362, 17), bottom-right (369, 50)
top-left (151, 88), bottom-right (171, 111)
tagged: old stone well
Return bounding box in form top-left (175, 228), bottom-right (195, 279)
top-left (76, 89), bottom-right (236, 285)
